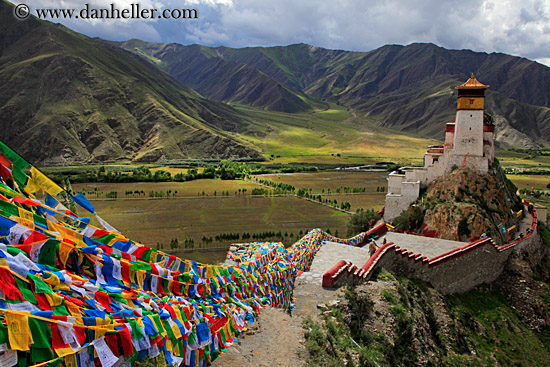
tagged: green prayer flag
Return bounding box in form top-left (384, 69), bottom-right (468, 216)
top-left (142, 248), bottom-right (152, 262)
top-left (31, 348), bottom-right (53, 363)
top-left (28, 318), bottom-right (53, 362)
top-left (0, 199), bottom-right (19, 216)
top-left (96, 234), bottom-right (117, 245)
top-left (128, 319), bottom-right (144, 340)
top-left (37, 239), bottom-right (59, 267)
top-left (161, 319), bottom-right (175, 340)
top-left (6, 246), bottom-right (25, 257)
top-left (15, 277), bottom-right (37, 304)
top-left (28, 274), bottom-right (53, 294)
top-left (0, 322), bottom-right (8, 345)
top-left (188, 330), bottom-right (196, 346)
top-left (17, 350), bottom-right (30, 367)
top-left (151, 314), bottom-right (165, 335)
top-left (0, 142), bottom-right (30, 189)
top-left (53, 303), bottom-right (70, 316)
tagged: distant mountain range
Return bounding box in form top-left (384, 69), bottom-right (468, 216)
top-left (118, 40), bottom-right (550, 149)
top-left (2, 0), bottom-right (550, 164)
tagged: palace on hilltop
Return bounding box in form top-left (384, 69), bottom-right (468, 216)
top-left (384, 75), bottom-right (495, 221)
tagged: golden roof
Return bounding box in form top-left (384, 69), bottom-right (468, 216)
top-left (456, 73), bottom-right (489, 89)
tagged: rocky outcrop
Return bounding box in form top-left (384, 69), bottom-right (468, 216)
top-left (419, 167), bottom-right (522, 244)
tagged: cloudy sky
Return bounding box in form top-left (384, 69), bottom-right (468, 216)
top-left (13, 0), bottom-right (550, 65)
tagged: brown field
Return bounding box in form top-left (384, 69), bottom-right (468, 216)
top-left (253, 171), bottom-right (389, 194)
top-left (149, 167), bottom-right (189, 175)
top-left (85, 194), bottom-right (350, 247)
top-left (171, 248), bottom-right (230, 265)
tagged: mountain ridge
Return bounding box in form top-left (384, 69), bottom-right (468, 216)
top-left (114, 40), bottom-right (327, 113)
top-left (119, 40), bottom-right (550, 148)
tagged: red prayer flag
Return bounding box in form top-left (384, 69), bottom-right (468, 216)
top-left (0, 267), bottom-right (24, 301)
top-left (105, 333), bottom-right (120, 356)
top-left (119, 325), bottom-right (134, 357)
top-left (94, 291), bottom-right (114, 313)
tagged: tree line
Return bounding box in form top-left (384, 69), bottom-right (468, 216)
top-left (50, 162), bottom-right (321, 184)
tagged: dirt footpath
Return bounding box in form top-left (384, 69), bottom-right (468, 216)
top-left (214, 243), bottom-right (359, 366)
top-left (212, 281), bottom-right (344, 367)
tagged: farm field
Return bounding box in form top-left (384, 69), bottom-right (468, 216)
top-left (237, 105), bottom-right (432, 165)
top-left (506, 174), bottom-right (550, 191)
top-left (253, 171), bottom-right (389, 194)
top-left (319, 193), bottom-right (386, 212)
top-left (497, 151), bottom-right (550, 169)
top-left (87, 195), bottom-right (349, 247)
top-left (73, 179), bottom-right (259, 198)
top-left (71, 172), bottom-right (389, 262)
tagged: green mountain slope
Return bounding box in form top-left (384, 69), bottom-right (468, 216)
top-left (0, 1), bottom-right (262, 164)
top-left (122, 41), bottom-right (550, 148)
top-left (117, 40), bottom-right (325, 113)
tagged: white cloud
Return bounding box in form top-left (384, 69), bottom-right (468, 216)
top-left (12, 0), bottom-right (550, 65)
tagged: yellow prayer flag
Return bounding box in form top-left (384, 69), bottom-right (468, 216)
top-left (206, 266), bottom-right (214, 279)
top-left (128, 267), bottom-right (136, 286)
top-left (171, 321), bottom-right (182, 339)
top-left (47, 220), bottom-right (83, 244)
top-left (17, 207), bottom-right (35, 230)
top-left (66, 302), bottom-right (82, 318)
top-left (173, 306), bottom-right (186, 325)
top-left (58, 241), bottom-right (73, 268)
top-left (94, 317), bottom-right (114, 339)
top-left (55, 344), bottom-right (74, 358)
top-left (45, 292), bottom-right (64, 306)
top-left (136, 270), bottom-right (145, 290)
top-left (6, 312), bottom-right (33, 351)
top-left (25, 166), bottom-right (64, 196)
top-left (64, 353), bottom-right (78, 367)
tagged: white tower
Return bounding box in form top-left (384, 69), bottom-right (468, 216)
top-left (448, 74), bottom-right (491, 174)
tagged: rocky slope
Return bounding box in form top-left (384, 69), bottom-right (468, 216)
top-left (415, 167), bottom-right (523, 244)
top-left (0, 0), bottom-right (262, 164)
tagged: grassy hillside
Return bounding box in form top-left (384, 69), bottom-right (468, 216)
top-left (304, 268), bottom-right (550, 367)
top-left (5, 0), bottom-right (549, 164)
top-left (0, 0), bottom-right (262, 164)
top-left (236, 104), bottom-right (434, 164)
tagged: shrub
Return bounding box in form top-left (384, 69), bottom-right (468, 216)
top-left (539, 221), bottom-right (550, 247)
top-left (458, 216), bottom-right (471, 237)
top-left (392, 206), bottom-right (424, 232)
top-left (347, 208), bottom-right (380, 236)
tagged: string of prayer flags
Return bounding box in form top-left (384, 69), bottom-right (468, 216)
top-left (0, 141), bottom-right (372, 366)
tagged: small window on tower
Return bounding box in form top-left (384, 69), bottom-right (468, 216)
top-left (470, 99), bottom-right (475, 104)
